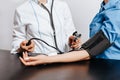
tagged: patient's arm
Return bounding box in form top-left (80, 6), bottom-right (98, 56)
top-left (19, 50), bottom-right (90, 66)
top-left (49, 50), bottom-right (90, 63)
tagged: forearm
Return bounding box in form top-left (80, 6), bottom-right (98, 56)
top-left (47, 50), bottom-right (90, 63)
top-left (19, 50), bottom-right (90, 66)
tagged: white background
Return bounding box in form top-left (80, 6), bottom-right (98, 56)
top-left (0, 0), bottom-right (102, 50)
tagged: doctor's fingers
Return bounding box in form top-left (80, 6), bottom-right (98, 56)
top-left (21, 40), bottom-right (28, 46)
top-left (27, 44), bottom-right (35, 52)
top-left (75, 38), bottom-right (81, 43)
top-left (70, 39), bottom-right (80, 46)
top-left (27, 40), bottom-right (35, 49)
top-left (21, 46), bottom-right (29, 51)
top-left (71, 41), bottom-right (81, 48)
top-left (20, 40), bottom-right (29, 50)
top-left (73, 39), bottom-right (81, 46)
top-left (71, 44), bottom-right (81, 49)
top-left (27, 47), bottom-right (35, 52)
top-left (69, 36), bottom-right (75, 42)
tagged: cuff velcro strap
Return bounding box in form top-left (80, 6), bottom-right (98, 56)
top-left (81, 30), bottom-right (112, 57)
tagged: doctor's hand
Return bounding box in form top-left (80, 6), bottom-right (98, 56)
top-left (19, 52), bottom-right (49, 66)
top-left (18, 40), bottom-right (35, 53)
top-left (69, 36), bottom-right (81, 50)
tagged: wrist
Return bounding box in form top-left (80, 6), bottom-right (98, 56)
top-left (44, 56), bottom-right (57, 64)
top-left (17, 47), bottom-right (24, 53)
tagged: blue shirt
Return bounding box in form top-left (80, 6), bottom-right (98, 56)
top-left (90, 0), bottom-right (120, 60)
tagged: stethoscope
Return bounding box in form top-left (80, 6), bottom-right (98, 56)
top-left (40, 0), bottom-right (61, 53)
top-left (29, 0), bottom-right (63, 54)
top-left (28, 0), bottom-right (81, 54)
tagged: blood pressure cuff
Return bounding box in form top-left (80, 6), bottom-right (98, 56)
top-left (81, 30), bottom-right (112, 57)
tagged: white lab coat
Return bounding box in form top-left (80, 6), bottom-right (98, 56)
top-left (11, 0), bottom-right (76, 55)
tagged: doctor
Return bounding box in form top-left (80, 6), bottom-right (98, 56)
top-left (20, 0), bottom-right (120, 66)
top-left (11, 0), bottom-right (80, 55)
